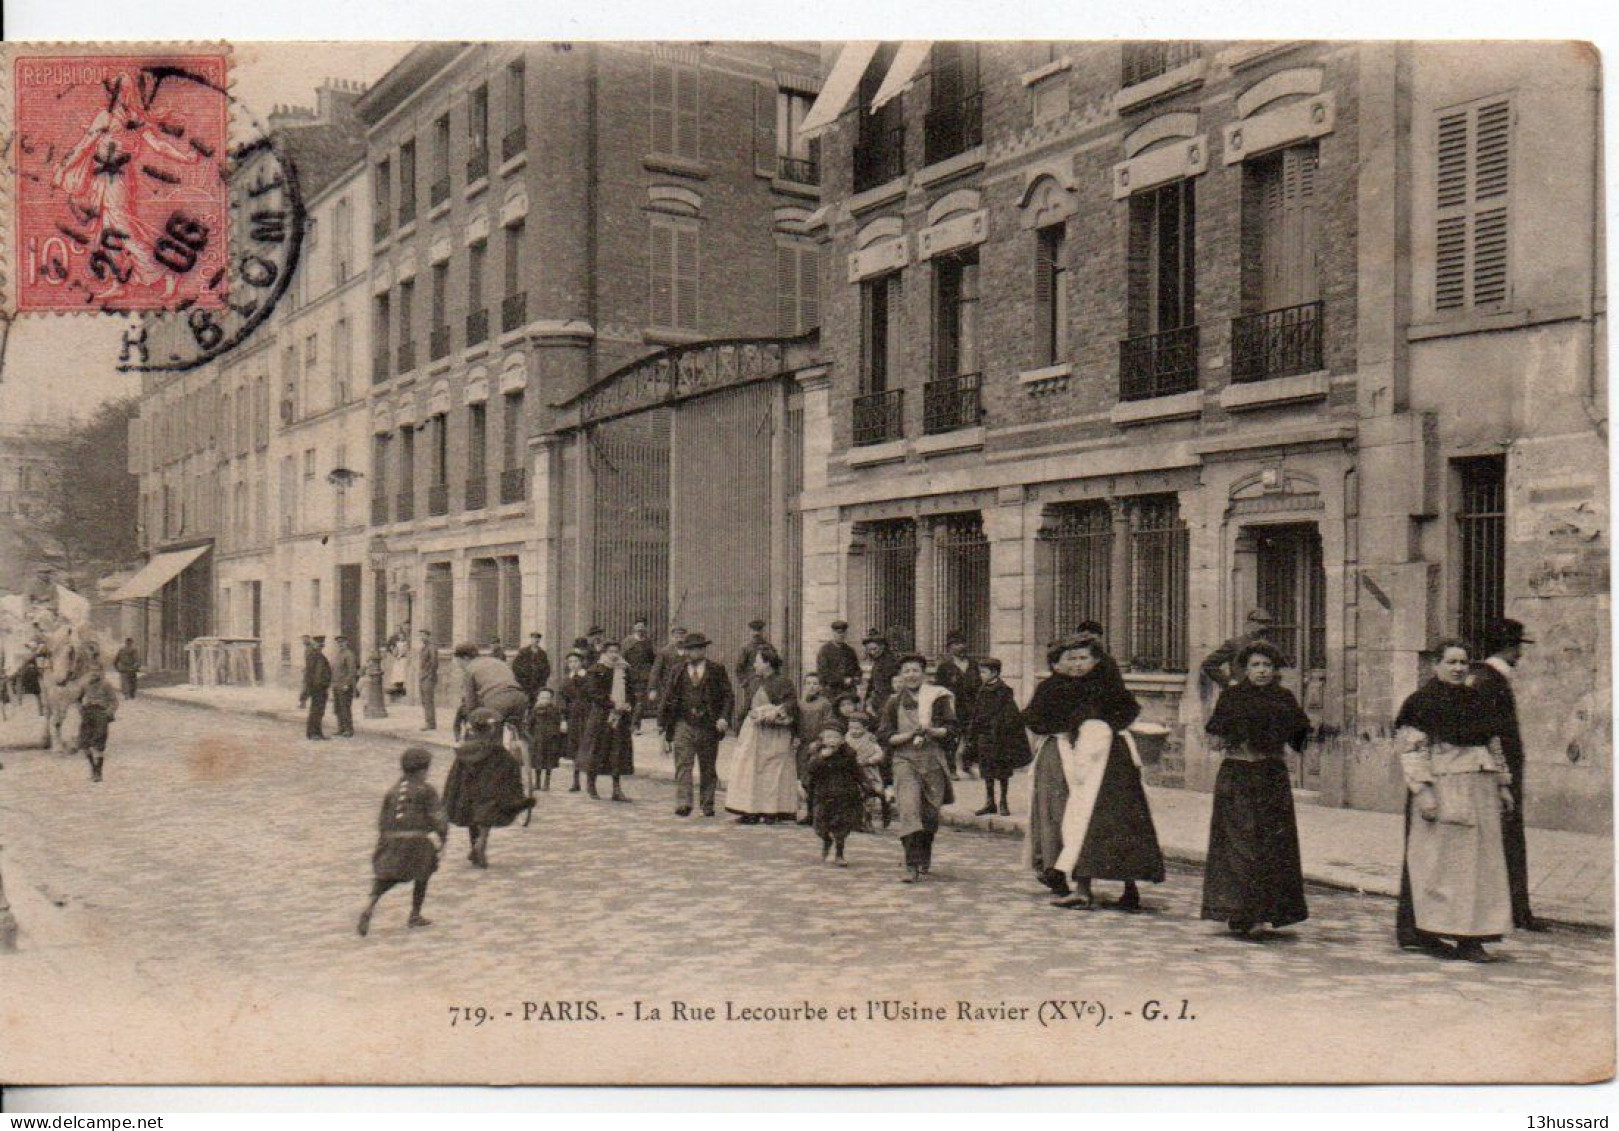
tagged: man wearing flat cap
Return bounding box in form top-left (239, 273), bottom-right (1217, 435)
top-left (816, 619), bottom-right (862, 700)
top-left (658, 631), bottom-right (735, 817)
top-left (513, 632), bottom-right (551, 708)
top-left (304, 635), bottom-right (333, 740)
top-left (331, 634), bottom-right (359, 738)
top-left (861, 630), bottom-right (902, 723)
top-left (933, 629), bottom-right (982, 779)
top-left (1468, 617), bottom-right (1544, 930)
top-left (1200, 608), bottom-right (1286, 690)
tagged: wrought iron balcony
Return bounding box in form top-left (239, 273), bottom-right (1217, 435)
top-left (371, 494), bottom-right (389, 525)
top-left (466, 148), bottom-right (489, 183)
top-left (777, 154), bottom-right (819, 185)
top-left (430, 325), bottom-right (451, 362)
top-left (372, 351), bottom-right (389, 384)
top-left (427, 481), bottom-right (449, 517)
top-left (398, 195), bottom-right (416, 227)
top-left (924, 91), bottom-right (984, 167)
top-left (922, 371), bottom-right (983, 435)
top-left (429, 176), bottom-right (450, 208)
top-left (397, 339), bottom-right (416, 374)
top-left (1230, 301), bottom-right (1323, 384)
top-left (465, 476), bottom-right (487, 511)
top-left (395, 490), bottom-right (415, 522)
top-left (372, 215), bottom-right (390, 243)
top-left (500, 466), bottom-right (527, 504)
top-left (466, 308), bottom-right (489, 347)
top-left (502, 125), bottom-right (526, 163)
top-left (501, 291), bottom-right (527, 333)
top-left (853, 125), bottom-right (905, 194)
top-left (853, 388), bottom-right (904, 447)
top-left (1121, 42), bottom-right (1200, 88)
top-left (1118, 324), bottom-right (1200, 402)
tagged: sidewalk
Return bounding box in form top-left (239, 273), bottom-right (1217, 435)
top-left (149, 682), bottom-right (1615, 930)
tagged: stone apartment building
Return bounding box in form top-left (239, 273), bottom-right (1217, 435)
top-left (358, 42), bottom-right (823, 671)
top-left (795, 41), bottom-right (1607, 832)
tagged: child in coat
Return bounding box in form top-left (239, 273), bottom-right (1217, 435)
top-left (78, 669), bottom-right (120, 782)
top-left (527, 687), bottom-right (564, 793)
top-left (807, 717), bottom-right (865, 866)
top-left (359, 747), bottom-right (448, 936)
top-left (845, 710), bottom-right (890, 831)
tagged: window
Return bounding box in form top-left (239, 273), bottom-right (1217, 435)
top-left (1122, 178), bottom-right (1198, 400)
top-left (467, 401), bottom-right (488, 509)
top-left (775, 241), bottom-right (820, 335)
top-left (649, 218), bottom-right (699, 331)
top-left (333, 196), bottom-right (353, 282)
top-left (398, 139), bottom-right (416, 225)
top-left (862, 519), bottom-right (917, 653)
top-left (1043, 502), bottom-right (1113, 643)
top-left (281, 345), bottom-right (299, 421)
top-left (427, 561), bottom-right (454, 643)
top-left (430, 262), bottom-right (449, 360)
top-left (397, 424), bottom-right (416, 520)
top-left (859, 273), bottom-right (901, 394)
top-left (334, 318), bottom-right (352, 405)
top-left (468, 83), bottom-right (490, 177)
top-left (1121, 42), bottom-right (1199, 88)
top-left (333, 441), bottom-right (348, 528)
top-left (431, 114), bottom-right (450, 205)
top-left (764, 87), bottom-right (819, 183)
top-left (468, 240), bottom-right (486, 316)
top-left (499, 556), bottom-right (522, 646)
top-left (854, 44), bottom-right (905, 192)
top-left (311, 578), bottom-right (322, 619)
top-left (650, 58), bottom-right (700, 159)
top-left (374, 292), bottom-right (392, 382)
top-left (471, 558), bottom-right (500, 643)
top-left (303, 447), bottom-right (316, 480)
top-left (373, 158), bottom-right (391, 240)
top-left (502, 390), bottom-right (524, 469)
top-left (279, 455), bottom-right (296, 535)
top-left (1436, 98), bottom-right (1511, 311)
top-left (1235, 144), bottom-right (1323, 382)
top-left (933, 251), bottom-right (980, 379)
top-left (925, 43), bottom-right (983, 165)
top-left (503, 222), bottom-right (522, 297)
top-left (1455, 456), bottom-right (1506, 654)
top-left (398, 279), bottom-right (416, 371)
top-left (1036, 224), bottom-right (1069, 366)
top-left (1123, 495), bottom-right (1188, 671)
top-left (304, 333), bottom-right (318, 369)
top-left (430, 413), bottom-right (448, 486)
top-left (372, 433), bottom-right (391, 523)
top-left (503, 59), bottom-right (527, 160)
top-left (932, 513), bottom-right (990, 657)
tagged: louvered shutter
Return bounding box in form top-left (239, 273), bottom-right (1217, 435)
top-left (755, 85), bottom-right (777, 177)
top-left (1471, 101), bottom-right (1510, 305)
top-left (1035, 228), bottom-right (1055, 363)
top-left (675, 226), bottom-right (699, 330)
top-left (676, 65), bottom-right (701, 159)
top-left (885, 273), bottom-right (904, 378)
top-left (650, 222), bottom-right (674, 328)
top-left (776, 244), bottom-right (797, 335)
top-left (1435, 99), bottom-right (1511, 311)
top-left (650, 61), bottom-right (675, 153)
top-left (799, 245), bottom-right (820, 331)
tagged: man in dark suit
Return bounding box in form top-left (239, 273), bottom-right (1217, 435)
top-left (658, 631), bottom-right (734, 818)
top-left (331, 635), bottom-right (358, 737)
top-left (1469, 618), bottom-right (1544, 931)
top-left (513, 632), bottom-right (552, 706)
top-left (417, 629), bottom-right (439, 731)
top-left (622, 617), bottom-right (657, 727)
top-left (862, 630), bottom-right (902, 722)
top-left (933, 629), bottom-right (982, 778)
top-left (647, 625), bottom-right (687, 720)
top-left (816, 619), bottom-right (862, 699)
top-left (304, 635), bottom-right (332, 740)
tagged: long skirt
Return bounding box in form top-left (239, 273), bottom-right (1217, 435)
top-left (1200, 758), bottom-right (1308, 928)
top-left (1024, 737), bottom-right (1069, 880)
top-left (1072, 741), bottom-right (1165, 882)
top-left (725, 719), bottom-right (799, 817)
top-left (579, 709), bottom-right (634, 776)
top-left (1402, 772), bottom-right (1512, 940)
top-left (373, 833), bottom-right (440, 883)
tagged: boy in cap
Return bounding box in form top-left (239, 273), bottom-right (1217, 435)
top-left (78, 668), bottom-right (120, 782)
top-left (359, 747), bottom-right (447, 936)
top-left (806, 716), bottom-right (864, 866)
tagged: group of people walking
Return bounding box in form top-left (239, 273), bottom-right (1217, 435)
top-left (360, 611), bottom-right (1546, 961)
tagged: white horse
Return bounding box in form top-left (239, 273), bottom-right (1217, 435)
top-left (39, 622), bottom-right (98, 752)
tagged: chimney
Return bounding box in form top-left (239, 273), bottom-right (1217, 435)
top-left (316, 78), bottom-right (366, 127)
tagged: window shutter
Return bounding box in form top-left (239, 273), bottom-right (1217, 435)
top-left (675, 226), bottom-right (699, 330)
top-left (1435, 99), bottom-right (1510, 311)
top-left (650, 61), bottom-right (675, 153)
top-left (650, 223), bottom-right (674, 328)
top-left (1471, 101), bottom-right (1511, 305)
top-left (885, 273), bottom-right (904, 375)
top-left (799, 245), bottom-right (820, 331)
top-left (1035, 228), bottom-right (1055, 363)
top-left (776, 244), bottom-right (798, 335)
top-left (676, 65), bottom-right (701, 159)
top-left (755, 85), bottom-right (777, 177)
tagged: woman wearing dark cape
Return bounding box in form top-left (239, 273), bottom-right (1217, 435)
top-left (1022, 636), bottom-right (1164, 910)
top-left (1200, 641), bottom-right (1312, 937)
top-left (443, 707), bottom-right (533, 868)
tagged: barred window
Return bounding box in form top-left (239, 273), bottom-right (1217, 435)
top-left (1123, 495), bottom-right (1188, 672)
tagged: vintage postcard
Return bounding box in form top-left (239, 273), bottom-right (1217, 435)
top-left (0, 38), bottom-right (1611, 1086)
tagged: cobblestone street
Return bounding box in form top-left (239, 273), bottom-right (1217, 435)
top-left (1, 698), bottom-right (1612, 1084)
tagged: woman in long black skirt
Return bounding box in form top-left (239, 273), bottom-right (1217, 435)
top-left (1200, 641), bottom-right (1313, 938)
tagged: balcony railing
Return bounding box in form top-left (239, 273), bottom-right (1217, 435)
top-left (502, 125), bottom-right (526, 163)
top-left (1230, 301), bottom-right (1324, 384)
top-left (1119, 324), bottom-right (1200, 402)
top-left (427, 481), bottom-right (449, 517)
top-left (398, 196), bottom-right (416, 227)
top-left (372, 215), bottom-right (390, 243)
top-left (924, 91), bottom-right (984, 166)
top-left (429, 176), bottom-right (450, 208)
top-left (430, 325), bottom-right (451, 362)
top-left (467, 148), bottom-right (489, 183)
top-left (853, 125), bottom-right (905, 194)
top-left (1122, 42), bottom-right (1201, 88)
top-left (500, 466), bottom-right (527, 504)
top-left (371, 495), bottom-right (389, 525)
top-left (922, 371), bottom-right (983, 435)
top-left (853, 388), bottom-right (904, 447)
top-left (502, 292), bottom-right (527, 333)
top-left (395, 490), bottom-right (415, 523)
top-left (397, 339), bottom-right (416, 374)
top-left (466, 308), bottom-right (489, 347)
top-left (777, 154), bottom-right (819, 185)
top-left (372, 351), bottom-right (389, 384)
top-left (465, 475), bottom-right (487, 511)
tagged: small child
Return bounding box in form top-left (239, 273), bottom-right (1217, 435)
top-left (845, 710), bottom-right (891, 832)
top-left (78, 669), bottom-right (120, 782)
top-left (359, 747), bottom-right (447, 936)
top-left (527, 687), bottom-right (564, 793)
top-left (806, 717), bottom-right (864, 866)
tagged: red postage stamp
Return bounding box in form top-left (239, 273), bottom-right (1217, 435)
top-left (12, 52), bottom-right (231, 313)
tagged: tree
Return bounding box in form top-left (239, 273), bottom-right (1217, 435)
top-left (44, 396), bottom-right (139, 585)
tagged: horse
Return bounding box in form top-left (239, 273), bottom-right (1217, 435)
top-left (39, 623), bottom-right (98, 753)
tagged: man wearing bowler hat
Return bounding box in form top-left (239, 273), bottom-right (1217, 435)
top-left (304, 635), bottom-right (333, 740)
top-left (1468, 618), bottom-right (1545, 931)
top-left (1200, 608), bottom-right (1285, 689)
top-left (658, 632), bottom-right (735, 817)
top-left (816, 619), bottom-right (862, 699)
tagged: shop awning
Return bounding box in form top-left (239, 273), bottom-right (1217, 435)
top-left (868, 41), bottom-right (931, 113)
top-left (107, 544), bottom-right (210, 602)
top-left (798, 42), bottom-right (880, 140)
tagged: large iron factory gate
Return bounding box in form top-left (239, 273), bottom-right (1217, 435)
top-left (559, 334), bottom-right (814, 677)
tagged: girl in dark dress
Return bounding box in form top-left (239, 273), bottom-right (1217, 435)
top-left (965, 657), bottom-right (1032, 816)
top-left (443, 708), bottom-right (533, 868)
top-left (358, 747), bottom-right (447, 936)
top-left (807, 716), bottom-right (865, 866)
top-left (527, 686), bottom-right (565, 793)
top-left (1200, 641), bottom-right (1313, 937)
top-left (560, 652), bottom-right (591, 792)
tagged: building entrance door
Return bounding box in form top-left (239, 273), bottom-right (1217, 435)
top-left (1253, 523), bottom-right (1326, 785)
top-left (338, 564), bottom-right (362, 651)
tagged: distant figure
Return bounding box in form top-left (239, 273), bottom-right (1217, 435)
top-left (933, 630), bottom-right (981, 779)
top-left (417, 630), bottom-right (439, 731)
top-left (443, 708), bottom-right (532, 870)
top-left (1200, 609), bottom-right (1279, 690)
top-left (1468, 618), bottom-right (1543, 932)
top-left (861, 631), bottom-right (902, 723)
top-left (77, 669), bottom-right (119, 783)
top-left (331, 635), bottom-right (358, 738)
top-left (815, 619), bottom-right (861, 699)
top-left (297, 635), bottom-right (314, 708)
top-left (658, 632), bottom-right (734, 818)
top-left (303, 636), bottom-right (332, 741)
top-left (526, 686), bottom-right (564, 793)
top-left (807, 716), bottom-right (865, 867)
top-left (622, 617), bottom-right (657, 727)
top-left (489, 637), bottom-right (507, 663)
top-left (113, 638), bottom-right (141, 699)
top-left (513, 632), bottom-right (551, 707)
top-left (358, 747), bottom-right (447, 936)
top-left (647, 625), bottom-right (687, 719)
top-left (964, 657), bottom-right (1031, 817)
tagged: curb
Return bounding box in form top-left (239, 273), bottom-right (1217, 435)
top-left (151, 690), bottom-right (1612, 932)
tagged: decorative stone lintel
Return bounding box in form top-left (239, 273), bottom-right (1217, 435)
top-left (1223, 93), bottom-right (1336, 165)
top-left (1018, 363), bottom-right (1073, 390)
top-left (523, 320), bottom-right (595, 348)
top-left (915, 145), bottom-right (986, 190)
top-left (915, 425), bottom-right (985, 457)
top-left (846, 439), bottom-right (907, 468)
top-left (1218, 370), bottom-right (1330, 411)
top-left (642, 152), bottom-right (711, 180)
top-left (847, 237), bottom-right (909, 283)
top-left (1113, 136), bottom-right (1207, 199)
top-left (498, 151), bottom-right (527, 179)
top-left (499, 188), bottom-right (529, 228)
top-left (1020, 56), bottom-right (1073, 87)
top-left (794, 363), bottom-right (832, 392)
top-left (1115, 57), bottom-right (1208, 114)
top-left (428, 235), bottom-right (452, 266)
top-left (917, 209), bottom-right (988, 261)
top-left (463, 213), bottom-right (489, 246)
top-left (1109, 389), bottom-right (1203, 426)
top-left (847, 175), bottom-right (909, 217)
